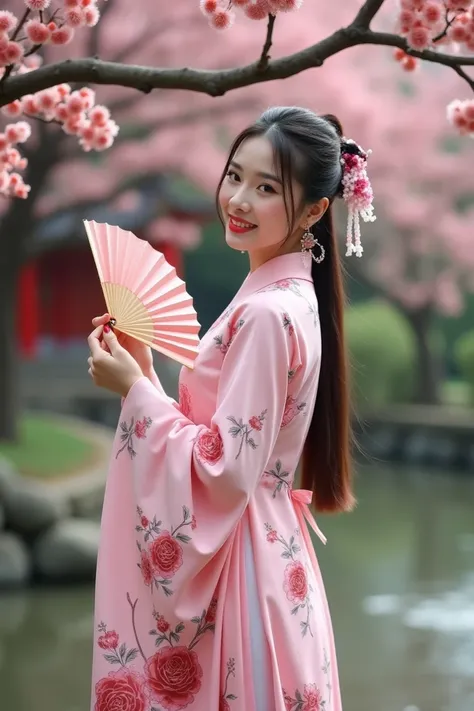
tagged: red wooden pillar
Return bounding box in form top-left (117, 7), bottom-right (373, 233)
top-left (160, 243), bottom-right (183, 278)
top-left (48, 252), bottom-right (72, 341)
top-left (17, 261), bottom-right (39, 359)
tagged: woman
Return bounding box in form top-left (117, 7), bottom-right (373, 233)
top-left (87, 106), bottom-right (376, 711)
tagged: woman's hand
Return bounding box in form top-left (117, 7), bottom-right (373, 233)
top-left (92, 313), bottom-right (154, 376)
top-left (87, 324), bottom-right (144, 398)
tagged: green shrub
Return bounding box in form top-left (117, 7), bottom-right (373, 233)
top-left (346, 300), bottom-right (416, 408)
top-left (453, 330), bottom-right (474, 405)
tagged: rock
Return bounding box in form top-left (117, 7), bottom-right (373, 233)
top-left (0, 531), bottom-right (31, 589)
top-left (3, 481), bottom-right (70, 538)
top-left (0, 456), bottom-right (16, 498)
top-left (33, 518), bottom-right (100, 582)
top-left (71, 486), bottom-right (105, 520)
top-left (63, 468), bottom-right (106, 520)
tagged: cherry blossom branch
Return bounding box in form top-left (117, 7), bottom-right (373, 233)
top-left (343, 28), bottom-right (474, 69)
top-left (352, 0), bottom-right (386, 28)
top-left (0, 0), bottom-right (473, 203)
top-left (0, 26), bottom-right (473, 108)
top-left (86, 0), bottom-right (114, 58)
top-left (257, 13), bottom-right (276, 70)
top-left (24, 111), bottom-right (59, 125)
top-left (10, 8), bottom-right (30, 42)
top-left (451, 64), bottom-right (474, 91)
top-left (432, 8), bottom-right (457, 43)
top-left (0, 8), bottom-right (30, 85)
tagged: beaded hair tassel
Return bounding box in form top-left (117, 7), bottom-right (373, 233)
top-left (340, 139), bottom-right (376, 258)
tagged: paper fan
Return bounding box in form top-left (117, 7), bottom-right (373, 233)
top-left (84, 219), bottom-right (200, 369)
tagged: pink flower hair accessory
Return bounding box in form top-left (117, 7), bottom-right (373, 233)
top-left (340, 138), bottom-right (376, 258)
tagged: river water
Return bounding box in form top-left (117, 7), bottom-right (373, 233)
top-left (0, 464), bottom-right (473, 711)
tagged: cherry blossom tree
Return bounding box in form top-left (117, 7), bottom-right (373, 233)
top-left (0, 0), bottom-right (473, 440)
top-left (0, 0), bottom-right (258, 441)
top-left (0, 0), bottom-right (472, 198)
top-left (339, 53), bottom-right (474, 403)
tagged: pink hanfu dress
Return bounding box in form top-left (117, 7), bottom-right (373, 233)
top-left (91, 252), bottom-right (343, 711)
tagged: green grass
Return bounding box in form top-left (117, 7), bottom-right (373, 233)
top-left (0, 414), bottom-right (97, 479)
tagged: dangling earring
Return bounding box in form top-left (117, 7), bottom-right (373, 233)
top-left (301, 227), bottom-right (325, 266)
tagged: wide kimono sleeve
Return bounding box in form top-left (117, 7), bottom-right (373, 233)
top-left (121, 364), bottom-right (178, 408)
top-left (115, 298), bottom-right (296, 611)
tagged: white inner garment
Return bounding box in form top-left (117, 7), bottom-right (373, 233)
top-left (243, 516), bottom-right (274, 711)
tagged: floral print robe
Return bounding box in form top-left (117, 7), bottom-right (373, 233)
top-left (91, 252), bottom-right (342, 711)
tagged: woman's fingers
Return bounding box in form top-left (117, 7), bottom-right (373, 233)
top-left (92, 313), bottom-right (110, 327)
top-left (87, 325), bottom-right (106, 357)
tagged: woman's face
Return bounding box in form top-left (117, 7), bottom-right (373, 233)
top-left (218, 135), bottom-right (305, 270)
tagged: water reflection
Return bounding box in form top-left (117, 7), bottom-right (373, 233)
top-left (317, 465), bottom-right (474, 711)
top-left (0, 585), bottom-right (94, 710)
top-left (0, 464), bottom-right (473, 711)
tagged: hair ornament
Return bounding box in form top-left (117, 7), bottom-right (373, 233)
top-left (340, 138), bottom-right (376, 258)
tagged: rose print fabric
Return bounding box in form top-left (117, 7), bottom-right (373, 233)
top-left (91, 253), bottom-right (343, 711)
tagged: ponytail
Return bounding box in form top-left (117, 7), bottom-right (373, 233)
top-left (300, 205), bottom-right (355, 513)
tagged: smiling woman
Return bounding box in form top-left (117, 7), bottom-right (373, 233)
top-left (88, 106), bottom-right (377, 711)
top-left (217, 135), bottom-right (328, 272)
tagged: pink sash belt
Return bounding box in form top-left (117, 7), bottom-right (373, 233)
top-left (291, 489), bottom-right (327, 545)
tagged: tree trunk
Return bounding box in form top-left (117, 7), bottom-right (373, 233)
top-left (0, 264), bottom-right (21, 441)
top-left (0, 124), bottom-right (63, 442)
top-left (404, 307), bottom-right (441, 405)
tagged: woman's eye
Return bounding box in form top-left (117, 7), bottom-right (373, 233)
top-left (225, 171), bottom-right (275, 193)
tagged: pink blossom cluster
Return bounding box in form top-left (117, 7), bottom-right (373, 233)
top-left (199, 0), bottom-right (303, 30)
top-left (0, 2), bottom-right (109, 199)
top-left (0, 120), bottom-right (31, 198)
top-left (396, 0), bottom-right (474, 52)
top-left (0, 80), bottom-right (118, 198)
top-left (2, 83), bottom-right (118, 153)
top-left (0, 0), bottom-right (101, 66)
top-left (393, 47), bottom-right (419, 71)
top-left (0, 0), bottom-right (118, 198)
top-left (394, 2), bottom-right (474, 138)
top-left (446, 98), bottom-right (474, 136)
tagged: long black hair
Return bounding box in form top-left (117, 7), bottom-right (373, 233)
top-left (216, 106), bottom-right (355, 512)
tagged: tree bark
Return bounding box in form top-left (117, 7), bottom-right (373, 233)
top-left (1, 20), bottom-right (473, 105)
top-left (404, 307), bottom-right (442, 405)
top-left (0, 264), bottom-right (21, 441)
top-left (0, 126), bottom-right (63, 442)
